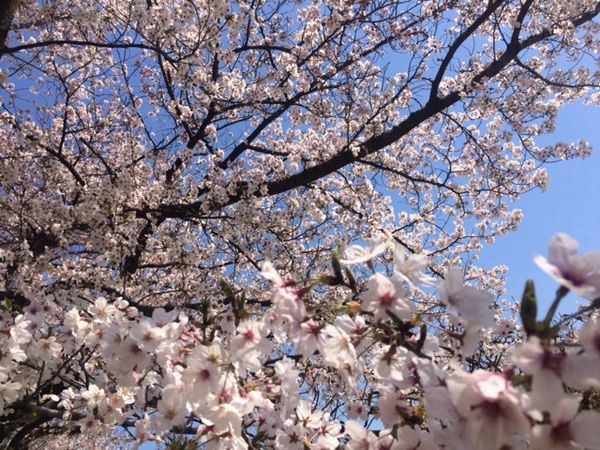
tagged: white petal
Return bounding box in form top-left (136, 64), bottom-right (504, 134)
top-left (340, 241), bottom-right (388, 265)
top-left (261, 261), bottom-right (282, 284)
top-left (531, 369), bottom-right (564, 412)
top-left (551, 396), bottom-right (579, 426)
top-left (562, 354), bottom-right (600, 390)
top-left (548, 234), bottom-right (580, 268)
top-left (571, 411), bottom-right (600, 449)
top-left (533, 255), bottom-right (564, 283)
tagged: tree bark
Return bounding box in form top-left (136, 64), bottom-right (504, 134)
top-left (0, 0), bottom-right (19, 55)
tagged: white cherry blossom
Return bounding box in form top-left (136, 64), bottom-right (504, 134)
top-left (0, 0), bottom-right (598, 447)
top-left (438, 268), bottom-right (494, 327)
top-left (534, 233), bottom-right (600, 299)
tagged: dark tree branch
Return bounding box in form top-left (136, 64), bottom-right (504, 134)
top-left (0, 0), bottom-right (19, 57)
top-left (146, 1), bottom-right (600, 222)
top-left (429, 0), bottom-right (505, 102)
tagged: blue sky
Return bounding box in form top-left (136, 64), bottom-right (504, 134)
top-left (477, 102), bottom-right (600, 316)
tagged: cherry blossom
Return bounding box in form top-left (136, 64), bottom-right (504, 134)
top-left (446, 370), bottom-right (532, 450)
top-left (393, 248), bottom-right (435, 288)
top-left (0, 0), bottom-right (599, 448)
top-left (361, 273), bottom-right (415, 321)
top-left (438, 268), bottom-right (494, 327)
top-left (532, 396), bottom-right (600, 450)
top-left (535, 233), bottom-right (600, 299)
top-left (339, 241), bottom-right (390, 265)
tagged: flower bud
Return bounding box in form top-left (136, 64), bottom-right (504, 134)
top-left (520, 280), bottom-right (538, 336)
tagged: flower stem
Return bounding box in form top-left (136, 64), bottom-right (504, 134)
top-left (543, 285), bottom-right (570, 328)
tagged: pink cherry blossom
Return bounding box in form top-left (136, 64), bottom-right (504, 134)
top-left (532, 396), bottom-right (600, 450)
top-left (446, 370), bottom-right (531, 450)
top-left (0, 0), bottom-right (598, 447)
top-left (438, 268), bottom-right (494, 327)
top-left (361, 273), bottom-right (415, 321)
top-left (534, 234), bottom-right (600, 299)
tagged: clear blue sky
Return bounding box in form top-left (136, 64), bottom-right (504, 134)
top-left (477, 102), bottom-right (600, 315)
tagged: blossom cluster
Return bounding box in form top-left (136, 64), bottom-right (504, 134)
top-left (1, 0), bottom-right (600, 448)
top-left (0, 234), bottom-right (599, 449)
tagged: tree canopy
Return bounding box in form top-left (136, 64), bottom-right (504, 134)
top-left (1, 1), bottom-right (600, 449)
